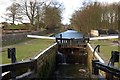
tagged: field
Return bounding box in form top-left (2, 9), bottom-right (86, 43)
top-left (90, 39), bottom-right (120, 67)
top-left (1, 38), bottom-right (54, 64)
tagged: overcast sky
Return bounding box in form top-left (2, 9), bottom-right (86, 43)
top-left (0, 0), bottom-right (119, 24)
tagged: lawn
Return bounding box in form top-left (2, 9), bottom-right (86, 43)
top-left (90, 39), bottom-right (120, 67)
top-left (1, 38), bottom-right (54, 64)
top-left (3, 24), bottom-right (28, 30)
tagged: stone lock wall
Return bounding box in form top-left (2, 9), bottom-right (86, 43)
top-left (2, 31), bottom-right (40, 46)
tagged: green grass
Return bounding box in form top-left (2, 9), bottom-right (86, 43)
top-left (4, 24), bottom-right (28, 30)
top-left (1, 39), bottom-right (54, 64)
top-left (90, 39), bottom-right (120, 67)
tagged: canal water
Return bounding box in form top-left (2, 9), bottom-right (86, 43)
top-left (51, 63), bottom-right (89, 80)
top-left (52, 49), bottom-right (90, 80)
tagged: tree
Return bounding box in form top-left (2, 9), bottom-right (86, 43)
top-left (70, 2), bottom-right (119, 35)
top-left (35, 2), bottom-right (44, 30)
top-left (118, 3), bottom-right (120, 32)
top-left (71, 2), bottom-right (102, 34)
top-left (24, 0), bottom-right (37, 26)
top-left (101, 3), bottom-right (118, 30)
top-left (43, 2), bottom-right (62, 31)
top-left (5, 2), bottom-right (22, 24)
top-left (4, 0), bottom-right (62, 30)
top-left (19, 0), bottom-right (45, 30)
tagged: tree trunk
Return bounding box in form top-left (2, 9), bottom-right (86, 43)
top-left (13, 15), bottom-right (15, 24)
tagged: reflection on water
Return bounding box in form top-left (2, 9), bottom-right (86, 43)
top-left (52, 64), bottom-right (89, 80)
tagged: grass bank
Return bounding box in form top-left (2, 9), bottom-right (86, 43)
top-left (1, 38), bottom-right (54, 64)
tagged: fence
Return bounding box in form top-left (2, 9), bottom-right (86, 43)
top-left (1, 43), bottom-right (57, 80)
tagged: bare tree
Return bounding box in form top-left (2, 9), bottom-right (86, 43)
top-left (24, 0), bottom-right (37, 26)
top-left (20, 0), bottom-right (45, 30)
top-left (35, 2), bottom-right (44, 30)
top-left (5, 2), bottom-right (22, 24)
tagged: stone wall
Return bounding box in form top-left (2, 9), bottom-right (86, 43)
top-left (2, 31), bottom-right (40, 46)
top-left (34, 43), bottom-right (57, 79)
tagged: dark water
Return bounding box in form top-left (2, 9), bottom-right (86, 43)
top-left (51, 63), bottom-right (90, 80)
top-left (51, 44), bottom-right (89, 80)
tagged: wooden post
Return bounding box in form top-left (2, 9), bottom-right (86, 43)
top-left (92, 60), bottom-right (99, 75)
top-left (60, 34), bottom-right (62, 44)
top-left (8, 48), bottom-right (17, 80)
top-left (8, 48), bottom-right (17, 63)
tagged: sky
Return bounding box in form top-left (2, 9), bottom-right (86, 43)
top-left (0, 0), bottom-right (119, 24)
